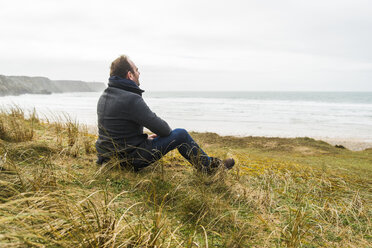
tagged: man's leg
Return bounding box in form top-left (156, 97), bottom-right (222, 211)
top-left (150, 128), bottom-right (211, 169)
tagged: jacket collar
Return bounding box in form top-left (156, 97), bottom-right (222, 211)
top-left (108, 76), bottom-right (144, 96)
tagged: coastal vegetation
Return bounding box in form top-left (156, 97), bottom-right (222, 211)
top-left (0, 107), bottom-right (371, 247)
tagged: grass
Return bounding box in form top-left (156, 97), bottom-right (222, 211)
top-left (0, 107), bottom-right (371, 247)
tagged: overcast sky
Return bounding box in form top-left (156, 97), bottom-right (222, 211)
top-left (1, 0), bottom-right (372, 91)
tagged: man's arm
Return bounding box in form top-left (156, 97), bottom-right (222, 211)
top-left (131, 96), bottom-right (172, 137)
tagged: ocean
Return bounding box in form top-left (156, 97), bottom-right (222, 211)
top-left (1, 91), bottom-right (371, 144)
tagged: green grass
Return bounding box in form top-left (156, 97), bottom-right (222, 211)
top-left (0, 108), bottom-right (371, 247)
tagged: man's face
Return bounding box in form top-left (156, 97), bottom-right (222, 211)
top-left (128, 59), bottom-right (140, 86)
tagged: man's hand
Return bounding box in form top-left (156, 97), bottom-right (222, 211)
top-left (148, 134), bottom-right (158, 139)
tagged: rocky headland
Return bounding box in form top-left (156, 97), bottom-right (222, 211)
top-left (0, 75), bottom-right (106, 96)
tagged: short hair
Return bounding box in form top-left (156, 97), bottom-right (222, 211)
top-left (110, 55), bottom-right (133, 78)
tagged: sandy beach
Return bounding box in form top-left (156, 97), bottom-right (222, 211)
top-left (319, 137), bottom-right (372, 151)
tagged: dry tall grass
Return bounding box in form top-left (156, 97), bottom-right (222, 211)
top-left (0, 106), bottom-right (34, 142)
top-left (0, 108), bottom-right (371, 247)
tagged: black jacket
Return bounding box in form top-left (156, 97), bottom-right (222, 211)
top-left (95, 76), bottom-right (171, 158)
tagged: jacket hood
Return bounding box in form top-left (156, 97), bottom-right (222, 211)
top-left (108, 76), bottom-right (144, 96)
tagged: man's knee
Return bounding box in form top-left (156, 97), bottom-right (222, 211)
top-left (172, 128), bottom-right (189, 141)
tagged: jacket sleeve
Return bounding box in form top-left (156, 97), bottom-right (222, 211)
top-left (131, 96), bottom-right (172, 137)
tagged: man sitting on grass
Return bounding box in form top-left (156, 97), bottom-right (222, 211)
top-left (95, 54), bottom-right (235, 173)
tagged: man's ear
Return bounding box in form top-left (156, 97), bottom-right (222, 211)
top-left (127, 71), bottom-right (133, 80)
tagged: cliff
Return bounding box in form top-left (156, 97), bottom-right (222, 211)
top-left (0, 75), bottom-right (106, 96)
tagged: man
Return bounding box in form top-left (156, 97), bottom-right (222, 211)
top-left (96, 55), bottom-right (235, 173)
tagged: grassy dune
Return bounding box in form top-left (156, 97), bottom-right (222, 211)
top-left (0, 108), bottom-right (371, 247)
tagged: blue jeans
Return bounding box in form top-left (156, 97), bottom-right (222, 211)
top-left (136, 128), bottom-right (212, 170)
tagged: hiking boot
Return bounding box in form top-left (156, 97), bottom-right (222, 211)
top-left (209, 157), bottom-right (235, 171)
top-left (223, 158), bottom-right (235, 170)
